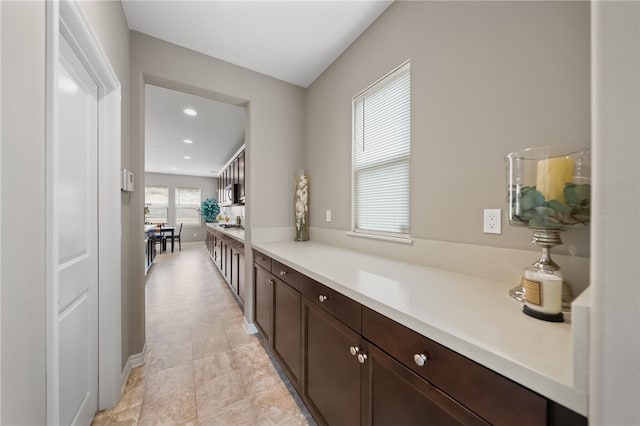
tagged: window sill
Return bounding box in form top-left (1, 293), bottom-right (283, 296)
top-left (346, 231), bottom-right (413, 245)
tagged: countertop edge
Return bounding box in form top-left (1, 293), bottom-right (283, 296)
top-left (206, 223), bottom-right (245, 244)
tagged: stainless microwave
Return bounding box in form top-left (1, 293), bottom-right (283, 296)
top-left (225, 183), bottom-right (243, 205)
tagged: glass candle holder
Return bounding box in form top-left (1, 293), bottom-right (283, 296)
top-left (505, 148), bottom-right (590, 322)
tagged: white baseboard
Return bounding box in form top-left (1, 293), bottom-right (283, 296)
top-left (243, 318), bottom-right (258, 335)
top-left (119, 343), bottom-right (147, 395)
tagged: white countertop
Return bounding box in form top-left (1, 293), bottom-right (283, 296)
top-left (252, 240), bottom-right (587, 415)
top-left (206, 223), bottom-right (245, 243)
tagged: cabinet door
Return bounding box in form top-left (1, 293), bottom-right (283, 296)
top-left (254, 265), bottom-right (273, 342)
top-left (225, 243), bottom-right (234, 286)
top-left (218, 175), bottom-right (223, 205)
top-left (303, 298), bottom-right (361, 426)
top-left (273, 278), bottom-right (302, 390)
top-left (238, 151), bottom-right (245, 200)
top-left (233, 157), bottom-right (239, 184)
top-left (361, 342), bottom-right (487, 426)
top-left (237, 250), bottom-right (245, 305)
top-left (213, 234), bottom-right (221, 267)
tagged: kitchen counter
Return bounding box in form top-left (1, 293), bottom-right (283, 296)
top-left (252, 240), bottom-right (587, 416)
top-left (205, 223), bottom-right (245, 243)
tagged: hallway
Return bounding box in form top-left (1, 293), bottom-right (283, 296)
top-left (92, 243), bottom-right (312, 425)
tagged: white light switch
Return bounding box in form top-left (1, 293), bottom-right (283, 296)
top-left (325, 210), bottom-right (332, 222)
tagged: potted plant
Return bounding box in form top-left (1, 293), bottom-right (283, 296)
top-left (200, 197), bottom-right (220, 223)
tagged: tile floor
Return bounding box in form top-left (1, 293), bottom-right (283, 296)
top-left (92, 242), bottom-right (313, 425)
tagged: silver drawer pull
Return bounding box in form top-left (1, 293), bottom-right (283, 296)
top-left (257, 257), bottom-right (264, 261)
top-left (349, 346), bottom-right (360, 356)
top-left (414, 353), bottom-right (428, 367)
top-left (279, 270), bottom-right (287, 276)
top-left (318, 295), bottom-right (328, 303)
top-left (357, 353), bottom-right (368, 364)
top-left (268, 279), bottom-right (274, 285)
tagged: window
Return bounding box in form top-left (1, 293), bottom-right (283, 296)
top-left (144, 185), bottom-right (168, 224)
top-left (353, 61), bottom-right (410, 237)
top-left (175, 187), bottom-right (201, 225)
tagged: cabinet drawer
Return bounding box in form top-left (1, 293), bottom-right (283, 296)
top-left (362, 307), bottom-right (546, 426)
top-left (272, 260), bottom-right (304, 292)
top-left (302, 278), bottom-right (361, 333)
top-left (253, 249), bottom-right (272, 272)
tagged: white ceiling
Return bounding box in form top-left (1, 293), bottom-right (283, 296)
top-left (122, 1), bottom-right (392, 88)
top-left (145, 85), bottom-right (245, 177)
top-left (131, 1), bottom-right (392, 177)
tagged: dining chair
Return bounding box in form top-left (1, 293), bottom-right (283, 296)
top-left (154, 223), bottom-right (166, 252)
top-left (167, 222), bottom-right (183, 251)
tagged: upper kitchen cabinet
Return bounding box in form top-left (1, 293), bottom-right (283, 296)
top-left (238, 151), bottom-right (245, 203)
top-left (218, 145), bottom-right (245, 206)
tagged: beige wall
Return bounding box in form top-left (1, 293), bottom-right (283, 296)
top-left (130, 31), bottom-right (305, 349)
top-left (0, 0), bottom-right (129, 423)
top-left (305, 1), bottom-right (590, 257)
top-left (1, 2), bottom-right (47, 423)
top-left (145, 172), bottom-right (218, 243)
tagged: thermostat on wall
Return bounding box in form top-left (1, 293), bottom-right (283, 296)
top-left (121, 169), bottom-right (134, 192)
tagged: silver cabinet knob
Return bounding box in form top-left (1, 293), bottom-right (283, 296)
top-left (318, 295), bottom-right (328, 303)
top-left (414, 353), bottom-right (428, 367)
top-left (349, 346), bottom-right (360, 356)
top-left (279, 270), bottom-right (287, 276)
top-left (357, 353), bottom-right (368, 364)
top-left (268, 279), bottom-right (274, 285)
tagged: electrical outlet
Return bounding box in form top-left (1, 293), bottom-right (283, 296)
top-left (194, 233), bottom-right (197, 237)
top-left (325, 210), bottom-right (332, 222)
top-left (483, 209), bottom-right (502, 234)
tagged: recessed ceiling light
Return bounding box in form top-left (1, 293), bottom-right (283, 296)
top-left (152, 147), bottom-right (159, 151)
top-left (183, 139), bottom-right (193, 144)
top-left (183, 155), bottom-right (191, 160)
top-left (170, 167), bottom-right (177, 170)
top-left (183, 108), bottom-right (197, 116)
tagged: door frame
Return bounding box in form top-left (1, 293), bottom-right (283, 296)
top-left (45, 1), bottom-right (122, 422)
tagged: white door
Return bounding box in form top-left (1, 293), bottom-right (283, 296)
top-left (56, 34), bottom-right (99, 425)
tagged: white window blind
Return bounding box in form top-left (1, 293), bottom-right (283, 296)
top-left (145, 185), bottom-right (168, 224)
top-left (175, 187), bottom-right (201, 225)
top-left (353, 62), bottom-right (410, 236)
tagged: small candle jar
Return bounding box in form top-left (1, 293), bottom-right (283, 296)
top-left (522, 267), bottom-right (563, 316)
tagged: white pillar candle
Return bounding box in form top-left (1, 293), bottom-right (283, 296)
top-left (536, 157), bottom-right (574, 203)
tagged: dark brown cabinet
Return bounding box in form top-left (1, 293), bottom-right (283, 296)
top-left (273, 277), bottom-right (302, 389)
top-left (252, 251), bottom-right (586, 426)
top-left (234, 247), bottom-right (245, 305)
top-left (253, 250), bottom-right (303, 391)
top-left (206, 227), bottom-right (244, 308)
top-left (218, 147), bottom-right (245, 206)
top-left (254, 263), bottom-right (273, 341)
top-left (238, 151), bottom-right (245, 202)
top-left (303, 297), bottom-right (361, 426)
top-left (361, 342), bottom-right (486, 426)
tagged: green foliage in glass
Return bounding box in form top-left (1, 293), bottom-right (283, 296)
top-left (510, 183), bottom-right (590, 229)
top-left (200, 197), bottom-right (220, 223)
